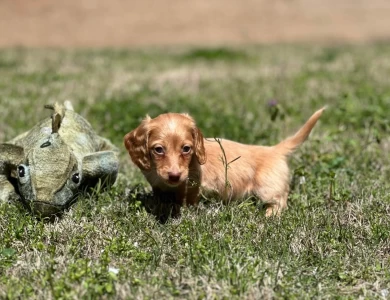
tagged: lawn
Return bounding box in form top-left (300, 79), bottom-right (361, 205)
top-left (0, 44), bottom-right (390, 299)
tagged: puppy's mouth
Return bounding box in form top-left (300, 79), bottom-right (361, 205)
top-left (166, 178), bottom-right (183, 186)
top-left (164, 174), bottom-right (186, 187)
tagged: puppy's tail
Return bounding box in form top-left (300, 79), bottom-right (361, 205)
top-left (274, 107), bottom-right (325, 155)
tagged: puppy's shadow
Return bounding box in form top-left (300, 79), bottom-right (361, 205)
top-left (126, 185), bottom-right (181, 224)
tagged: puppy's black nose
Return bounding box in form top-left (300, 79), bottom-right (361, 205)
top-left (168, 172), bottom-right (181, 183)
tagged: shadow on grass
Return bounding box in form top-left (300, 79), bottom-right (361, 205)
top-left (125, 185), bottom-right (181, 224)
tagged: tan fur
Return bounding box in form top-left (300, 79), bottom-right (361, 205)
top-left (124, 108), bottom-right (325, 216)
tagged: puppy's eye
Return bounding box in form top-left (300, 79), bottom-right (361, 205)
top-left (154, 146), bottom-right (164, 155)
top-left (182, 146), bottom-right (191, 154)
top-left (71, 173), bottom-right (80, 184)
top-left (18, 166), bottom-right (25, 178)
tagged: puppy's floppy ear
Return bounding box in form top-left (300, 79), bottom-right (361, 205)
top-left (124, 116), bottom-right (151, 170)
top-left (193, 127), bottom-right (206, 165)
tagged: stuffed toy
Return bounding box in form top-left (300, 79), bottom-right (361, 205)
top-left (0, 101), bottom-right (119, 217)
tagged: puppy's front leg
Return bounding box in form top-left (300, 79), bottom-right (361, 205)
top-left (177, 179), bottom-right (200, 206)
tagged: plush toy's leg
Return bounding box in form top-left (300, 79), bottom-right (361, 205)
top-left (82, 151), bottom-right (119, 189)
top-left (0, 144), bottom-right (24, 202)
top-left (0, 175), bottom-right (19, 203)
top-left (98, 137), bottom-right (119, 155)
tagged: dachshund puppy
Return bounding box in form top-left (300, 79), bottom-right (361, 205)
top-left (124, 108), bottom-right (324, 216)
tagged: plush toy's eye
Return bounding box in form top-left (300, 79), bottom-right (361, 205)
top-left (17, 164), bottom-right (30, 185)
top-left (18, 166), bottom-right (25, 178)
top-left (72, 173), bottom-right (80, 184)
top-left (40, 141), bottom-right (51, 148)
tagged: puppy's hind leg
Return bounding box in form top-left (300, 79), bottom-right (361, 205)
top-left (255, 161), bottom-right (290, 216)
top-left (263, 191), bottom-right (288, 217)
top-left (254, 172), bottom-right (289, 217)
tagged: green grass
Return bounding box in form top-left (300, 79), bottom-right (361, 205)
top-left (1, 44), bottom-right (390, 299)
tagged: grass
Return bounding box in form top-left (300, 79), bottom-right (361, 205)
top-left (1, 44), bottom-right (390, 299)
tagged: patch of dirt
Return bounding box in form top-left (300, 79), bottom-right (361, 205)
top-left (0, 0), bottom-right (390, 47)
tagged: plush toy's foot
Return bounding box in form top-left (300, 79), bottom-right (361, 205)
top-left (0, 180), bottom-right (20, 203)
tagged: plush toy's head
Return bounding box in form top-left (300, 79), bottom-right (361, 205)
top-left (4, 133), bottom-right (117, 217)
top-left (0, 103), bottom-right (118, 217)
top-left (16, 133), bottom-right (81, 215)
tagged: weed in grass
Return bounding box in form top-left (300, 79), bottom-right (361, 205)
top-left (213, 137), bottom-right (241, 202)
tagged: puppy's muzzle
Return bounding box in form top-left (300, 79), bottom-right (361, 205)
top-left (168, 171), bottom-right (182, 184)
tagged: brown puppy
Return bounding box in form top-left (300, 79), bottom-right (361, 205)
top-left (124, 108), bottom-right (324, 216)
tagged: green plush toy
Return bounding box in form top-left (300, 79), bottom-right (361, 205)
top-left (0, 101), bottom-right (119, 217)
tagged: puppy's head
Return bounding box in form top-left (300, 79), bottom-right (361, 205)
top-left (124, 113), bottom-right (206, 187)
